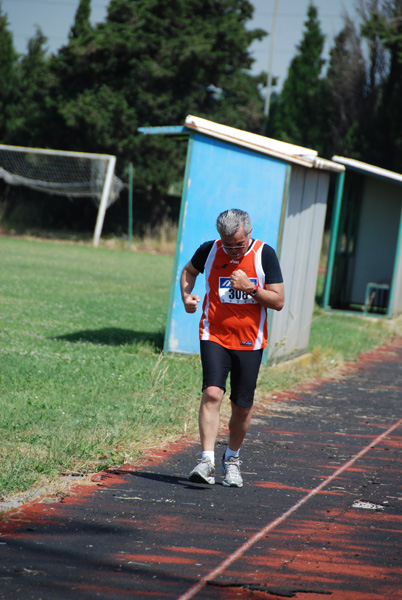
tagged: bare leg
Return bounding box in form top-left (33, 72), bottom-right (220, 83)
top-left (199, 386), bottom-right (224, 451)
top-left (228, 402), bottom-right (253, 451)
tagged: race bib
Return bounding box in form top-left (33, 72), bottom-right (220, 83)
top-left (219, 277), bottom-right (257, 304)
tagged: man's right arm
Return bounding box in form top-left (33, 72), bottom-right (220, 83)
top-left (181, 261), bottom-right (201, 313)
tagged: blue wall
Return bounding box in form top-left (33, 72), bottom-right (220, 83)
top-left (165, 132), bottom-right (288, 355)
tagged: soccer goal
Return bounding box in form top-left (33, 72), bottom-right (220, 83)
top-left (0, 144), bottom-right (124, 247)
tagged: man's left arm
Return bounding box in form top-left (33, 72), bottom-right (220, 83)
top-left (230, 270), bottom-right (284, 311)
top-left (256, 281), bottom-right (284, 311)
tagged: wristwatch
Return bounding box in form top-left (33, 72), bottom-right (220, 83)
top-left (249, 285), bottom-right (258, 297)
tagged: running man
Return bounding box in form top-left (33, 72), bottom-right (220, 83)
top-left (181, 208), bottom-right (284, 487)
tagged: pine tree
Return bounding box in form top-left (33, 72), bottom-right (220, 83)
top-left (325, 0), bottom-right (402, 170)
top-left (8, 27), bottom-right (54, 147)
top-left (70, 0), bottom-right (92, 40)
top-left (49, 0), bottom-right (268, 225)
top-left (267, 2), bottom-right (328, 155)
top-left (0, 5), bottom-right (18, 141)
top-left (359, 0), bottom-right (402, 170)
top-left (326, 16), bottom-right (366, 157)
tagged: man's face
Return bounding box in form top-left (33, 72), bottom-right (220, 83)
top-left (220, 227), bottom-right (251, 259)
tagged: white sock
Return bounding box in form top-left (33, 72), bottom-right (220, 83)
top-left (225, 447), bottom-right (240, 460)
top-left (201, 450), bottom-right (215, 464)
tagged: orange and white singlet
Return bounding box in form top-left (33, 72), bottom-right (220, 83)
top-left (198, 239), bottom-right (268, 351)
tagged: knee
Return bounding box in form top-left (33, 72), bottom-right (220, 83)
top-left (231, 403), bottom-right (252, 420)
top-left (202, 385), bottom-right (224, 404)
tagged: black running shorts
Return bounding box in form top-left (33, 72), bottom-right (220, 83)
top-left (200, 340), bottom-right (263, 407)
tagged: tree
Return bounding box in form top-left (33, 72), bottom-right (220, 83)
top-left (70, 0), bottom-right (92, 40)
top-left (71, 0), bottom-right (267, 131)
top-left (326, 16), bottom-right (366, 157)
top-left (1, 0), bottom-right (269, 232)
top-left (48, 0), bottom-right (268, 226)
top-left (358, 0), bottom-right (402, 170)
top-left (267, 2), bottom-right (328, 155)
top-left (7, 27), bottom-right (55, 147)
top-left (325, 0), bottom-right (402, 169)
top-left (0, 4), bottom-right (18, 141)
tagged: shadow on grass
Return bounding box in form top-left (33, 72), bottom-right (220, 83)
top-left (52, 327), bottom-right (164, 350)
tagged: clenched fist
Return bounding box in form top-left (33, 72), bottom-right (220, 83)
top-left (183, 294), bottom-right (200, 313)
top-left (230, 269), bottom-right (253, 293)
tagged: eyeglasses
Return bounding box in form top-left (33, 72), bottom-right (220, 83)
top-left (222, 242), bottom-right (248, 251)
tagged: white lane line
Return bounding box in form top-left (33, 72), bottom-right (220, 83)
top-left (178, 417), bottom-right (402, 600)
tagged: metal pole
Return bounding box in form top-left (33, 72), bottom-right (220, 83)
top-left (93, 155), bottom-right (116, 247)
top-left (322, 171), bottom-right (345, 309)
top-left (128, 162), bottom-right (133, 248)
top-left (264, 0), bottom-right (279, 119)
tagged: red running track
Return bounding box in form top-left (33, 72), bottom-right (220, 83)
top-left (1, 339), bottom-right (401, 599)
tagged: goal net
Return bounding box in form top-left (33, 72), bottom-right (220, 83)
top-left (0, 144), bottom-right (124, 246)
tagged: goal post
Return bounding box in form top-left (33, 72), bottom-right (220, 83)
top-left (0, 144), bottom-right (124, 246)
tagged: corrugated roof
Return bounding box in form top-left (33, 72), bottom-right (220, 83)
top-left (184, 115), bottom-right (344, 172)
top-left (332, 156), bottom-right (402, 185)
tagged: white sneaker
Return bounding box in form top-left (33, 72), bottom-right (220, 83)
top-left (189, 457), bottom-right (215, 484)
top-left (221, 455), bottom-right (243, 487)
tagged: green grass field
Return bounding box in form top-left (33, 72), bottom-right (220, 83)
top-left (1, 236), bottom-right (401, 500)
